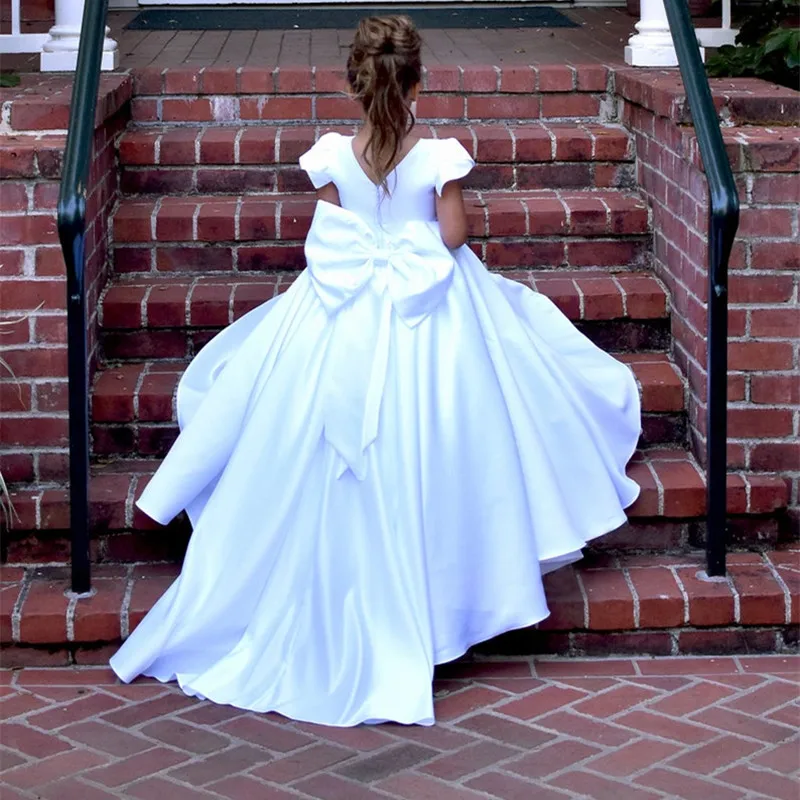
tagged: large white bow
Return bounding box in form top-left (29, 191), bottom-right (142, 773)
top-left (305, 201), bottom-right (455, 479)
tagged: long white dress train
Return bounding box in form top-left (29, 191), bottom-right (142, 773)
top-left (110, 134), bottom-right (641, 726)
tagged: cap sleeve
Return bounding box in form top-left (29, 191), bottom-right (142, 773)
top-left (435, 138), bottom-right (475, 196)
top-left (299, 132), bottom-right (341, 189)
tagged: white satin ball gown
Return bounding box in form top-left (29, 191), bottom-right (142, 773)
top-left (110, 133), bottom-right (641, 727)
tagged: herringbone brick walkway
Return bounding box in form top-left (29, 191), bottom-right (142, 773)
top-left (1, 655), bottom-right (798, 799)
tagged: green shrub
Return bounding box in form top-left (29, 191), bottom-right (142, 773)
top-left (706, 0), bottom-right (800, 89)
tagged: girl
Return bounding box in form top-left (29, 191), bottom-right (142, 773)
top-left (110, 16), bottom-right (641, 727)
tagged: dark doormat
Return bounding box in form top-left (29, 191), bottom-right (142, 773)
top-left (126, 6), bottom-right (578, 31)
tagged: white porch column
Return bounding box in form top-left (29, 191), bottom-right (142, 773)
top-left (696, 0), bottom-right (738, 48)
top-left (625, 0), bottom-right (705, 67)
top-left (40, 0), bottom-right (119, 72)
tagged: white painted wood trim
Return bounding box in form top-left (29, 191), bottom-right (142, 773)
top-left (0, 33), bottom-right (50, 54)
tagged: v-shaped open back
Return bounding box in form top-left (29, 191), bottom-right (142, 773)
top-left (299, 132), bottom-right (475, 228)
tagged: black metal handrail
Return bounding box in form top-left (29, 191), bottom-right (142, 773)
top-left (58, 0), bottom-right (111, 594)
top-left (664, 0), bottom-right (740, 577)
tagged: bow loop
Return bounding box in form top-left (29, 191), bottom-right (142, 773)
top-left (304, 201), bottom-right (455, 479)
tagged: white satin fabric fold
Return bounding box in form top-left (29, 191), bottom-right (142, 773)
top-left (111, 201), bottom-right (642, 727)
top-left (307, 201), bottom-right (455, 479)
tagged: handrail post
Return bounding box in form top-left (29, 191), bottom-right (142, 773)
top-left (57, 0), bottom-right (111, 594)
top-left (663, 0), bottom-right (739, 578)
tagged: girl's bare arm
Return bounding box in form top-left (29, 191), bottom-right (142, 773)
top-left (436, 181), bottom-right (468, 250)
top-left (317, 183), bottom-right (341, 206)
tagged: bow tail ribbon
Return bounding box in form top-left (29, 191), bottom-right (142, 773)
top-left (322, 287), bottom-right (393, 481)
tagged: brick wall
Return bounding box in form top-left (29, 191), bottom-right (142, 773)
top-left (617, 71), bottom-right (800, 533)
top-left (0, 85), bottom-right (130, 486)
top-left (0, 0), bottom-right (53, 34)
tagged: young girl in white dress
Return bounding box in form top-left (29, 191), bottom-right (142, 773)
top-left (110, 16), bottom-right (641, 727)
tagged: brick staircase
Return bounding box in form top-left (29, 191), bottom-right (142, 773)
top-left (1, 66), bottom-right (797, 664)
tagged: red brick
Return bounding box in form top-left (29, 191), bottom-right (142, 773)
top-left (1, 213), bottom-right (58, 246)
top-left (462, 66), bottom-right (499, 92)
top-left (499, 66), bottom-right (536, 94)
top-left (497, 685), bottom-right (585, 721)
top-left (238, 128), bottom-right (277, 164)
top-left (424, 66), bottom-right (460, 93)
top-left (418, 95), bottom-right (465, 120)
top-left (0, 278), bottom-right (65, 312)
top-left (161, 98), bottom-right (212, 122)
top-left (241, 96), bottom-right (312, 121)
top-left (614, 710), bottom-right (717, 745)
top-left (0, 416), bottom-right (67, 448)
top-left (85, 747), bottom-right (190, 788)
top-left (729, 341), bottom-right (794, 371)
top-left (751, 240), bottom-right (800, 271)
top-left (636, 766), bottom-right (742, 800)
top-left (146, 281), bottom-right (191, 327)
top-left (253, 743), bottom-right (354, 783)
top-left (525, 197), bottom-right (567, 235)
top-left (473, 126), bottom-right (513, 162)
top-left (155, 197), bottom-right (197, 241)
top-left (652, 460), bottom-right (705, 517)
top-left (553, 126), bottom-right (593, 161)
top-left (751, 173), bottom-right (800, 204)
top-left (537, 65), bottom-right (575, 92)
top-left (576, 65), bottom-right (608, 92)
top-left (238, 66), bottom-right (275, 93)
top-left (433, 686), bottom-right (506, 722)
top-left (162, 67), bottom-right (200, 94)
top-left (154, 129), bottom-right (198, 167)
top-left (551, 769), bottom-right (661, 800)
top-left (92, 367), bottom-right (139, 421)
top-left (0, 183), bottom-right (27, 212)
top-left (467, 96), bottom-right (540, 120)
top-left (156, 246), bottom-right (231, 274)
top-left (750, 307), bottom-right (800, 338)
top-left (567, 239), bottom-right (644, 268)
top-left (728, 562), bottom-right (787, 624)
top-left (746, 474), bottom-right (789, 513)
top-left (72, 579), bottom-right (126, 643)
top-left (200, 66), bottom-right (238, 94)
top-left (168, 744), bottom-right (272, 786)
top-left (455, 713), bottom-right (555, 748)
top-left (468, 771), bottom-right (568, 800)
top-left (751, 375), bottom-right (800, 405)
top-left (514, 126), bottom-right (552, 161)
top-left (220, 716), bottom-right (314, 752)
top-left (0, 248), bottom-right (25, 275)
top-left (541, 94), bottom-right (599, 118)
top-left (485, 198), bottom-right (525, 236)
top-left (628, 567), bottom-right (684, 628)
top-left (579, 276), bottom-right (624, 319)
top-left (729, 273), bottom-right (794, 304)
top-left (197, 200), bottom-right (236, 242)
top-left (676, 567), bottom-right (735, 626)
top-left (538, 567), bottom-right (584, 630)
top-left (753, 738), bottom-right (800, 773)
top-left (729, 407), bottom-right (793, 438)
top-left (198, 128), bottom-right (236, 164)
top-left (580, 570), bottom-right (634, 630)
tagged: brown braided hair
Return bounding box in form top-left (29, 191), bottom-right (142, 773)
top-left (346, 16), bottom-right (422, 192)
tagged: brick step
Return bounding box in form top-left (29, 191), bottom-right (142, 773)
top-left (90, 353), bottom-right (685, 458)
top-left (4, 450), bottom-right (790, 565)
top-left (130, 64), bottom-right (613, 126)
top-left (118, 122), bottom-right (634, 194)
top-left (98, 270), bottom-right (670, 360)
top-left (2, 549), bottom-right (796, 664)
top-left (111, 189), bottom-right (651, 273)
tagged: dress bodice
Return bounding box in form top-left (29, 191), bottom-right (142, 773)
top-left (299, 132), bottom-right (474, 230)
